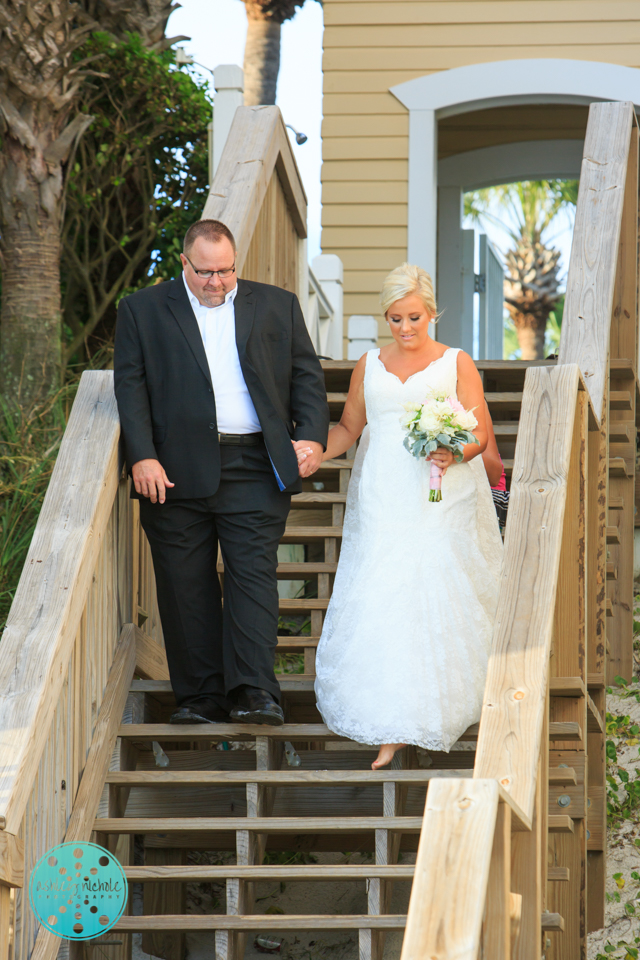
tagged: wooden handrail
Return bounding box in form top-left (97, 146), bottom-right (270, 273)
top-left (0, 371), bottom-right (120, 835)
top-left (558, 100), bottom-right (636, 423)
top-left (474, 363), bottom-right (583, 818)
top-left (202, 105), bottom-right (307, 271)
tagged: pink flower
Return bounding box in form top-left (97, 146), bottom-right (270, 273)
top-left (446, 396), bottom-right (465, 413)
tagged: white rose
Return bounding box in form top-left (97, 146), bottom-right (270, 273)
top-left (400, 409), bottom-right (418, 429)
top-left (456, 410), bottom-right (478, 432)
top-left (418, 408), bottom-right (441, 434)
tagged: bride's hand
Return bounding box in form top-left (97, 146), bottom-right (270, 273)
top-left (429, 447), bottom-right (455, 474)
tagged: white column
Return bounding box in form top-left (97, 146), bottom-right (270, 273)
top-left (298, 237), bottom-right (309, 320)
top-left (312, 254), bottom-right (344, 359)
top-left (212, 65), bottom-right (244, 179)
top-left (406, 109), bottom-right (438, 283)
top-left (348, 316), bottom-right (378, 361)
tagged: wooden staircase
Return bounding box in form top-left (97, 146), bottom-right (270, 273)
top-left (0, 100), bottom-right (636, 960)
top-left (84, 357), bottom-right (571, 958)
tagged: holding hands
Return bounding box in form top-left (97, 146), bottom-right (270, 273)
top-left (292, 440), bottom-right (323, 478)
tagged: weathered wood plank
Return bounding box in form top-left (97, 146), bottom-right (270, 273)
top-left (135, 623), bottom-right (169, 681)
top-left (125, 865), bottom-right (415, 881)
top-left (474, 365), bottom-right (581, 819)
top-left (94, 816), bottom-right (424, 834)
top-left (0, 831), bottom-right (23, 888)
top-left (115, 915), bottom-right (407, 931)
top-left (559, 100), bottom-right (635, 423)
top-left (0, 371), bottom-right (121, 836)
top-left (0, 886), bottom-right (10, 960)
top-left (400, 779), bottom-right (499, 960)
top-left (202, 106), bottom-right (307, 261)
top-left (106, 769), bottom-right (458, 785)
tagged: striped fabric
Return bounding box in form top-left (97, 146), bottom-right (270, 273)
top-left (491, 488), bottom-right (510, 529)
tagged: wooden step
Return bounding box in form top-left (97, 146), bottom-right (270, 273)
top-left (607, 598), bottom-right (614, 617)
top-left (485, 392), bottom-right (523, 409)
top-left (548, 816), bottom-right (574, 833)
top-left (609, 457), bottom-right (634, 479)
top-left (118, 717), bottom-right (574, 742)
top-left (281, 526), bottom-right (343, 543)
top-left (291, 492), bottom-right (347, 507)
top-left (107, 769), bottom-right (464, 786)
top-left (549, 768), bottom-right (577, 786)
top-left (609, 423), bottom-right (635, 443)
top-left (317, 459), bottom-right (354, 472)
top-left (219, 562), bottom-right (338, 576)
top-left (609, 496), bottom-right (624, 510)
top-left (609, 358), bottom-right (637, 379)
top-left (541, 912), bottom-right (565, 932)
top-left (123, 863), bottom-right (570, 883)
top-left (276, 636), bottom-right (320, 649)
top-left (610, 391), bottom-right (633, 411)
top-left (606, 525), bottom-right (621, 544)
top-left (124, 864), bottom-right (415, 881)
top-left (128, 678), bottom-right (323, 697)
top-left (117, 721), bottom-right (481, 742)
top-left (94, 815), bottom-right (425, 835)
top-left (549, 677), bottom-right (585, 697)
top-left (607, 562), bottom-right (617, 580)
top-left (549, 722), bottom-right (582, 741)
top-left (114, 914), bottom-right (407, 932)
top-left (279, 599), bottom-right (329, 611)
top-left (493, 422), bottom-right (519, 438)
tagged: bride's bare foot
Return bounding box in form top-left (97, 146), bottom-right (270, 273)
top-left (372, 743), bottom-right (406, 769)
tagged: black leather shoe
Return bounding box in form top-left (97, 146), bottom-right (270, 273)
top-left (170, 701), bottom-right (230, 724)
top-left (229, 687), bottom-right (284, 726)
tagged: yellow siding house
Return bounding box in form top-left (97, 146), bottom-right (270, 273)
top-left (320, 1), bottom-right (640, 354)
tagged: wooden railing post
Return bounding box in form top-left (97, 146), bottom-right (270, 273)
top-left (482, 801), bottom-right (511, 958)
top-left (0, 886), bottom-right (10, 960)
top-left (547, 390), bottom-right (588, 960)
top-left (607, 114), bottom-right (639, 684)
top-left (0, 830), bottom-right (23, 960)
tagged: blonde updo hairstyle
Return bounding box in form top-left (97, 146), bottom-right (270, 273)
top-left (380, 263), bottom-right (438, 321)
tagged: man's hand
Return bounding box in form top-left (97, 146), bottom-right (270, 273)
top-left (132, 459), bottom-right (175, 503)
top-left (292, 440), bottom-right (324, 479)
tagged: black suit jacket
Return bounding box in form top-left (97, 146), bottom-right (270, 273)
top-left (113, 276), bottom-right (330, 498)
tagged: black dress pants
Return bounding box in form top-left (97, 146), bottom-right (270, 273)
top-left (139, 443), bottom-right (291, 710)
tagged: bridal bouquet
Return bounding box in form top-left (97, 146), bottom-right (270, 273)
top-left (401, 395), bottom-right (479, 501)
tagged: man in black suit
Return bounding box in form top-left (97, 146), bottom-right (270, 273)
top-left (114, 219), bottom-right (329, 726)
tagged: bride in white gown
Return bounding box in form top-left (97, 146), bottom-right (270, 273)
top-left (298, 263), bottom-right (503, 769)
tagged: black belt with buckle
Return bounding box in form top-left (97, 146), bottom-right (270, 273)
top-left (218, 432), bottom-right (263, 446)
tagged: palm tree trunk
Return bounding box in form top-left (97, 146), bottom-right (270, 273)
top-left (513, 316), bottom-right (546, 361)
top-left (243, 16), bottom-right (281, 105)
top-left (0, 137), bottom-right (64, 407)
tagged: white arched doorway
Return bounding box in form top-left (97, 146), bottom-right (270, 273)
top-left (390, 59), bottom-right (640, 355)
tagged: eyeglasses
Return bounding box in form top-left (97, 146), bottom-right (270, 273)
top-left (185, 254), bottom-right (236, 280)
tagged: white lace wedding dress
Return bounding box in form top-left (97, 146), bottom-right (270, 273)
top-left (314, 347), bottom-right (503, 751)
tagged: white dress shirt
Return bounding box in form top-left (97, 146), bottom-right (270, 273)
top-left (183, 273), bottom-right (262, 434)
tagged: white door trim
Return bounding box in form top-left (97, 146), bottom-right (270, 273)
top-left (390, 58), bottom-right (640, 116)
top-left (390, 58), bottom-right (640, 280)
